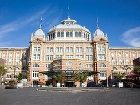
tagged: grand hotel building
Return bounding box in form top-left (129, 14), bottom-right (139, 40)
top-left (0, 17), bottom-right (140, 87)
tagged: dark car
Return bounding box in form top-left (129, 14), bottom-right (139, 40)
top-left (5, 80), bottom-right (17, 89)
top-left (87, 81), bottom-right (96, 87)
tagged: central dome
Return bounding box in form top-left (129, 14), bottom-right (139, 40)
top-left (48, 17), bottom-right (90, 32)
top-left (47, 17), bottom-right (91, 41)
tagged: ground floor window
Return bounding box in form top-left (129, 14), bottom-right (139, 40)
top-left (32, 71), bottom-right (39, 78)
top-left (100, 70), bottom-right (106, 77)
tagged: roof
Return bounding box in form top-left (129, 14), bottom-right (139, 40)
top-left (48, 17), bottom-right (90, 32)
top-left (109, 47), bottom-right (140, 50)
top-left (0, 47), bottom-right (28, 49)
top-left (94, 28), bottom-right (104, 36)
top-left (34, 28), bottom-right (45, 36)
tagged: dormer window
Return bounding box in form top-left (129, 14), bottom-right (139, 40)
top-left (66, 32), bottom-right (73, 37)
top-left (57, 32), bottom-right (60, 37)
top-left (75, 32), bottom-right (81, 37)
top-left (61, 32), bottom-right (64, 37)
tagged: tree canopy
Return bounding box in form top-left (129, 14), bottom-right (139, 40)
top-left (0, 65), bottom-right (7, 76)
top-left (17, 73), bottom-right (23, 81)
top-left (75, 72), bottom-right (88, 83)
top-left (134, 66), bottom-right (140, 75)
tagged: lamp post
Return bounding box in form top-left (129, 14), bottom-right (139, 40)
top-left (106, 71), bottom-right (109, 88)
top-left (111, 70), bottom-right (113, 79)
top-left (13, 65), bottom-right (17, 78)
top-left (112, 66), bottom-right (116, 79)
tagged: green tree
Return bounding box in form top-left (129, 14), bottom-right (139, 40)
top-left (43, 71), bottom-right (64, 86)
top-left (0, 65), bottom-right (7, 84)
top-left (134, 66), bottom-right (140, 75)
top-left (75, 72), bottom-right (88, 86)
top-left (53, 71), bottom-right (64, 83)
top-left (115, 72), bottom-right (126, 81)
top-left (17, 73), bottom-right (23, 81)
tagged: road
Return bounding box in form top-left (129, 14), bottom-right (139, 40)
top-left (0, 87), bottom-right (140, 105)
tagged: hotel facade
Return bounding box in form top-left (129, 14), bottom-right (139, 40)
top-left (1, 17), bottom-right (140, 87)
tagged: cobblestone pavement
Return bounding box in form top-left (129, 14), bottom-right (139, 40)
top-left (0, 87), bottom-right (140, 105)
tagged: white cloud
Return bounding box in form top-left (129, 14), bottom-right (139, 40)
top-left (0, 9), bottom-right (46, 37)
top-left (0, 7), bottom-right (62, 46)
top-left (122, 27), bottom-right (140, 47)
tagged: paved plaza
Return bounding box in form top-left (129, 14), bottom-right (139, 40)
top-left (0, 87), bottom-right (140, 105)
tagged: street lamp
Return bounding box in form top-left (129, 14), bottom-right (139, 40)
top-left (13, 65), bottom-right (17, 78)
top-left (106, 71), bottom-right (109, 88)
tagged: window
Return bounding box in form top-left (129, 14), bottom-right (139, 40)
top-left (61, 32), bottom-right (64, 37)
top-left (70, 32), bottom-right (73, 37)
top-left (66, 70), bottom-right (73, 76)
top-left (76, 47), bottom-right (82, 53)
top-left (47, 47), bottom-right (53, 52)
top-left (57, 32), bottom-right (60, 37)
top-left (98, 45), bottom-right (105, 54)
top-left (100, 70), bottom-right (106, 77)
top-left (100, 63), bottom-right (106, 67)
top-left (53, 33), bottom-right (55, 39)
top-left (98, 54), bottom-right (105, 61)
top-left (16, 54), bottom-right (20, 62)
top-left (75, 32), bottom-right (81, 37)
top-left (126, 60), bottom-right (129, 65)
top-left (125, 54), bottom-right (128, 59)
top-left (78, 32), bottom-right (81, 37)
top-left (55, 55), bottom-right (62, 59)
top-left (86, 47), bottom-right (93, 52)
top-left (66, 32), bottom-right (73, 37)
top-left (34, 47), bottom-right (40, 52)
top-left (34, 47), bottom-right (37, 52)
top-left (86, 55), bottom-right (93, 61)
top-left (111, 53), bottom-right (114, 57)
top-left (32, 71), bottom-right (39, 78)
top-left (86, 64), bottom-right (92, 68)
top-left (125, 51), bottom-right (129, 54)
top-left (112, 60), bottom-right (115, 65)
top-left (37, 54), bottom-right (40, 60)
top-left (55, 47), bottom-right (63, 52)
top-left (33, 54), bottom-right (40, 60)
top-left (66, 32), bottom-right (69, 37)
top-left (46, 55), bottom-right (53, 61)
top-left (46, 63), bottom-right (52, 70)
top-left (33, 63), bottom-right (39, 67)
top-left (65, 47), bottom-right (73, 53)
top-left (119, 59), bottom-right (123, 65)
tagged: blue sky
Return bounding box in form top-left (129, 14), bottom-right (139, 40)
top-left (0, 0), bottom-right (140, 47)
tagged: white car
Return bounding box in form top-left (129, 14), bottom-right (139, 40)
top-left (17, 83), bottom-right (23, 88)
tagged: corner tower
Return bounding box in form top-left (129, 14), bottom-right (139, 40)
top-left (28, 26), bottom-right (46, 85)
top-left (92, 27), bottom-right (110, 84)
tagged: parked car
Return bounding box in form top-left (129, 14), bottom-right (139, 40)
top-left (5, 80), bottom-right (17, 89)
top-left (17, 83), bottom-right (23, 88)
